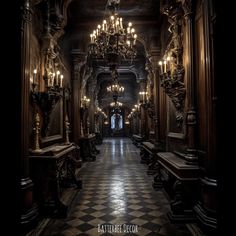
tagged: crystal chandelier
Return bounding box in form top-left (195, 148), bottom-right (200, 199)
top-left (88, 0), bottom-right (137, 66)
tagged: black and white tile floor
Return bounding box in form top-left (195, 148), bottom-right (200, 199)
top-left (39, 138), bottom-right (192, 236)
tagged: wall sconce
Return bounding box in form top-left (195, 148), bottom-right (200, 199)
top-left (30, 68), bottom-right (64, 136)
top-left (158, 57), bottom-right (186, 127)
top-left (81, 96), bottom-right (90, 109)
top-left (139, 91), bottom-right (148, 104)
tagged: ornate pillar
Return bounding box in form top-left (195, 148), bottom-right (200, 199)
top-left (139, 79), bottom-right (148, 138)
top-left (149, 51), bottom-right (162, 145)
top-left (190, 0), bottom-right (217, 232)
top-left (87, 77), bottom-right (97, 134)
top-left (21, 0), bottom-right (38, 230)
top-left (71, 50), bottom-right (86, 143)
top-left (183, 0), bottom-right (198, 163)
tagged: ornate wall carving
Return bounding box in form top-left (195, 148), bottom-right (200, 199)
top-left (160, 0), bottom-right (186, 128)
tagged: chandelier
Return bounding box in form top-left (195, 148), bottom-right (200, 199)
top-left (107, 67), bottom-right (124, 93)
top-left (110, 101), bottom-right (123, 107)
top-left (88, 0), bottom-right (137, 66)
top-left (107, 82), bottom-right (124, 93)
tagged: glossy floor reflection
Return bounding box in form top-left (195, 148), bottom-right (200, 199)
top-left (39, 138), bottom-right (191, 236)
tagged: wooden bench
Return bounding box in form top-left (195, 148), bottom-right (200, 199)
top-left (153, 152), bottom-right (199, 223)
top-left (140, 141), bottom-right (162, 175)
top-left (132, 134), bottom-right (144, 147)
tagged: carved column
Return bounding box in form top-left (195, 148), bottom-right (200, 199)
top-left (139, 79), bottom-right (148, 139)
top-left (21, 0), bottom-right (38, 230)
top-left (71, 50), bottom-right (86, 143)
top-left (191, 0), bottom-right (217, 232)
top-left (183, 0), bottom-right (198, 163)
top-left (149, 52), bottom-right (161, 144)
top-left (87, 77), bottom-right (97, 134)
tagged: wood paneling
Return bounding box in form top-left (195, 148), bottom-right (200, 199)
top-left (195, 6), bottom-right (207, 152)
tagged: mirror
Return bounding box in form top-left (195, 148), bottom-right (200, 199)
top-left (41, 99), bottom-right (63, 144)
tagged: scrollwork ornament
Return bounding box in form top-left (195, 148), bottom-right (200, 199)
top-left (22, 0), bottom-right (32, 23)
top-left (181, 0), bottom-right (193, 18)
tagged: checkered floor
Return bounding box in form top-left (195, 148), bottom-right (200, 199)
top-left (39, 138), bottom-right (191, 236)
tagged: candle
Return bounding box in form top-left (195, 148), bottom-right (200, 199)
top-left (164, 60), bottom-right (167, 73)
top-left (120, 18), bottom-right (123, 29)
top-left (158, 61), bottom-right (163, 74)
top-left (56, 70), bottom-right (60, 85)
top-left (60, 75), bottom-right (63, 88)
top-left (33, 69), bottom-right (37, 84)
top-left (52, 72), bottom-right (55, 86)
top-left (134, 34), bottom-right (137, 44)
top-left (167, 57), bottom-right (170, 71)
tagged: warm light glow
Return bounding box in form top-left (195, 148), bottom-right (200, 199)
top-left (88, 1), bottom-right (137, 62)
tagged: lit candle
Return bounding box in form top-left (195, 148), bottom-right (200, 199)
top-left (52, 72), bottom-right (55, 86)
top-left (120, 18), bottom-right (123, 29)
top-left (159, 61), bottom-right (163, 74)
top-left (134, 34), bottom-right (137, 44)
top-left (167, 56), bottom-right (170, 71)
top-left (56, 70), bottom-right (60, 85)
top-left (33, 69), bottom-right (37, 84)
top-left (103, 20), bottom-right (107, 31)
top-left (90, 34), bottom-right (93, 43)
top-left (60, 75), bottom-right (63, 88)
top-left (164, 60), bottom-right (167, 73)
top-left (111, 15), bottom-right (114, 23)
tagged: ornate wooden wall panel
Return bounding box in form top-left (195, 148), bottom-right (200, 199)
top-left (159, 87), bottom-right (167, 146)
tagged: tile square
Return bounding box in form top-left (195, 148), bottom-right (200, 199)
top-left (142, 222), bottom-right (161, 232)
top-left (128, 204), bottom-right (143, 210)
top-left (82, 208), bottom-right (97, 214)
top-left (77, 222), bottom-right (94, 232)
top-left (79, 214), bottom-right (96, 222)
top-left (99, 214), bottom-right (117, 222)
top-left (67, 219), bottom-right (85, 227)
top-left (130, 218), bottom-right (149, 226)
top-left (128, 211), bottom-right (146, 217)
top-left (92, 205), bottom-right (107, 211)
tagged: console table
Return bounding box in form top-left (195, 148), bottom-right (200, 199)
top-left (29, 143), bottom-right (82, 217)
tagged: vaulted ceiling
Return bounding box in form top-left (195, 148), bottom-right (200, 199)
top-left (64, 0), bottom-right (161, 110)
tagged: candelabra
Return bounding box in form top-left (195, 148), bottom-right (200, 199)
top-left (81, 96), bottom-right (90, 109)
top-left (31, 68), bottom-right (64, 136)
top-left (88, 0), bottom-right (137, 66)
top-left (139, 91), bottom-right (148, 104)
top-left (158, 58), bottom-right (185, 127)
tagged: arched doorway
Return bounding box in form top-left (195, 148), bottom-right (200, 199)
top-left (109, 108), bottom-right (124, 137)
